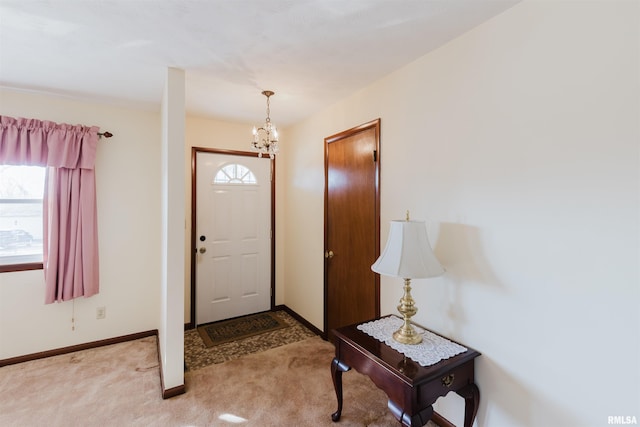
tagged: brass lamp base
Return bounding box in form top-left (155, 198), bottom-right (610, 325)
top-left (393, 322), bottom-right (423, 345)
top-left (393, 278), bottom-right (423, 345)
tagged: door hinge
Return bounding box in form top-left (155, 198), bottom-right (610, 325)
top-left (373, 150), bottom-right (377, 162)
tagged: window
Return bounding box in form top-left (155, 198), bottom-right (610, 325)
top-left (0, 165), bottom-right (45, 270)
top-left (213, 163), bottom-right (257, 185)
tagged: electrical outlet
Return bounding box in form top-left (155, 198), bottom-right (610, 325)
top-left (96, 306), bottom-right (106, 319)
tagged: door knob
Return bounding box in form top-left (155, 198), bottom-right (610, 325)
top-left (325, 250), bottom-right (334, 259)
top-left (199, 247), bottom-right (206, 254)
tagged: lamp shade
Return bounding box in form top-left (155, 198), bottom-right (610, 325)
top-left (371, 220), bottom-right (445, 279)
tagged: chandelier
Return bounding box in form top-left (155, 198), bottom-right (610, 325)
top-left (251, 90), bottom-right (279, 158)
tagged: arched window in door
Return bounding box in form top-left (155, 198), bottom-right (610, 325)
top-left (213, 163), bottom-right (257, 185)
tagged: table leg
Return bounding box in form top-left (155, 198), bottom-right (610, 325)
top-left (456, 383), bottom-right (480, 427)
top-left (331, 357), bottom-right (351, 422)
top-left (388, 399), bottom-right (434, 426)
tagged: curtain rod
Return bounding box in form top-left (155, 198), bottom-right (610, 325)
top-left (98, 131), bottom-right (113, 139)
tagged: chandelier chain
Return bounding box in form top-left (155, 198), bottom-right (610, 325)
top-left (265, 95), bottom-right (271, 123)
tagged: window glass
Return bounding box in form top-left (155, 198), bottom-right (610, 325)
top-left (213, 163), bottom-right (257, 184)
top-left (0, 165), bottom-right (45, 266)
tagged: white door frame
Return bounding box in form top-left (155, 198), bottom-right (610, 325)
top-left (189, 148), bottom-right (275, 328)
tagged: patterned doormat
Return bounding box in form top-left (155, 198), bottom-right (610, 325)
top-left (197, 312), bottom-right (290, 347)
top-left (186, 310), bottom-right (317, 370)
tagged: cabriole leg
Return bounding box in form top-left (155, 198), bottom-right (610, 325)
top-left (331, 357), bottom-right (351, 422)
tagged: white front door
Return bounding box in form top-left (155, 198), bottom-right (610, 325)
top-left (195, 152), bottom-right (272, 325)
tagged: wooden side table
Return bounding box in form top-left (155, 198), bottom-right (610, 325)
top-left (330, 316), bottom-right (481, 427)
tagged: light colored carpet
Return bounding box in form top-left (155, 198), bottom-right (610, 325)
top-left (0, 335), bottom-right (439, 426)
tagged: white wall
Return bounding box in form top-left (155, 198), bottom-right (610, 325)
top-left (0, 89), bottom-right (161, 359)
top-left (284, 1), bottom-right (639, 426)
top-left (184, 115), bottom-right (287, 322)
top-left (159, 67), bottom-right (185, 391)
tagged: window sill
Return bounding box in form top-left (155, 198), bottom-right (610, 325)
top-left (0, 262), bottom-right (43, 273)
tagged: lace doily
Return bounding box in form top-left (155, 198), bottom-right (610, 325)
top-left (357, 316), bottom-right (467, 367)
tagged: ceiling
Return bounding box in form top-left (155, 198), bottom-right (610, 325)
top-left (0, 0), bottom-right (518, 126)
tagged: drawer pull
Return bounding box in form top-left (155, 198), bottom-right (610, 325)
top-left (442, 374), bottom-right (455, 387)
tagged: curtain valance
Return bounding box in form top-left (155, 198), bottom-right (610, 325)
top-left (0, 116), bottom-right (98, 169)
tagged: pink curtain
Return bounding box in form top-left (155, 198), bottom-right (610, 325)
top-left (0, 115), bottom-right (100, 303)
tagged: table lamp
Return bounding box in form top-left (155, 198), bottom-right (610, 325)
top-left (371, 212), bottom-right (445, 344)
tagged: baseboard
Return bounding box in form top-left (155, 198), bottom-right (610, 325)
top-left (0, 330), bottom-right (158, 368)
top-left (274, 304), bottom-right (324, 337)
top-left (163, 384), bottom-right (186, 399)
top-left (154, 335), bottom-right (186, 399)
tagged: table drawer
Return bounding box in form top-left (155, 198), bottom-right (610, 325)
top-left (418, 360), bottom-right (475, 406)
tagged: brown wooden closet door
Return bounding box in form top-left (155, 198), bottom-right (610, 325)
top-left (324, 119), bottom-right (380, 340)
